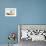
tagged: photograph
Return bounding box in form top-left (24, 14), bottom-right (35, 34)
top-left (18, 24), bottom-right (46, 46)
top-left (5, 8), bottom-right (16, 17)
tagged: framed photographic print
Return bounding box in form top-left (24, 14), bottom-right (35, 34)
top-left (18, 24), bottom-right (46, 42)
top-left (5, 8), bottom-right (16, 17)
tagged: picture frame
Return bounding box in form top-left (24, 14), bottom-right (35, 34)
top-left (5, 8), bottom-right (16, 17)
top-left (18, 24), bottom-right (46, 42)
